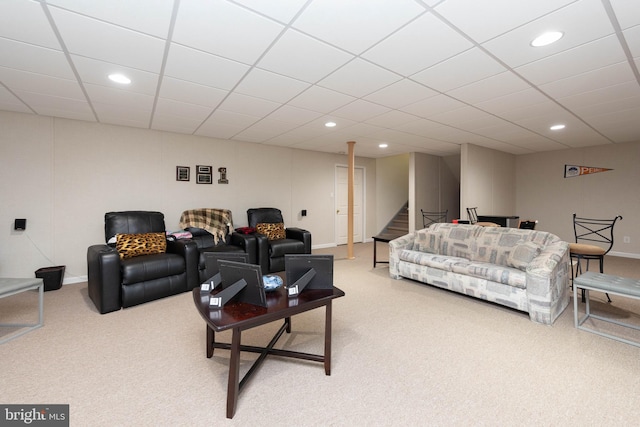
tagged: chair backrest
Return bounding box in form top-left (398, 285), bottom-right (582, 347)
top-left (421, 210), bottom-right (448, 228)
top-left (518, 220), bottom-right (538, 230)
top-left (247, 208), bottom-right (284, 228)
top-left (466, 207), bottom-right (479, 224)
top-left (104, 211), bottom-right (166, 243)
top-left (572, 213), bottom-right (623, 255)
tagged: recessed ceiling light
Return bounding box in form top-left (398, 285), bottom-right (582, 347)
top-left (379, 143), bottom-right (388, 148)
top-left (325, 121), bottom-right (336, 128)
top-left (531, 31), bottom-right (564, 47)
top-left (550, 124), bottom-right (566, 131)
top-left (108, 73), bottom-right (131, 84)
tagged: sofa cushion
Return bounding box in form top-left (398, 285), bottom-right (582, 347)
top-left (256, 222), bottom-right (286, 240)
top-left (414, 230), bottom-right (441, 254)
top-left (451, 261), bottom-right (527, 289)
top-left (121, 253), bottom-right (185, 285)
top-left (116, 232), bottom-right (166, 259)
top-left (507, 241), bottom-right (541, 271)
top-left (399, 249), bottom-right (468, 272)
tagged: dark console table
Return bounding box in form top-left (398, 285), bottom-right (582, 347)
top-left (477, 215), bottom-right (519, 228)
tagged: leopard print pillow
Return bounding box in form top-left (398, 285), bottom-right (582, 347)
top-left (116, 232), bottom-right (167, 259)
top-left (256, 222), bottom-right (286, 241)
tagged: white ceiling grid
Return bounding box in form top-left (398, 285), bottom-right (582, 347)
top-left (0, 0), bottom-right (639, 158)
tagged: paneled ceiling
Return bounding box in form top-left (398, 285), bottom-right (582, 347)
top-left (1, 0), bottom-right (639, 158)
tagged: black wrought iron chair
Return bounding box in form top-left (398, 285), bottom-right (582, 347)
top-left (466, 207), bottom-right (500, 227)
top-left (570, 213), bottom-right (623, 302)
top-left (421, 209), bottom-right (448, 228)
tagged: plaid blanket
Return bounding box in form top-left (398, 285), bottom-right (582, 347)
top-left (179, 208), bottom-right (233, 244)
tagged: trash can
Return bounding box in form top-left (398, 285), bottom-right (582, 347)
top-left (35, 266), bottom-right (65, 291)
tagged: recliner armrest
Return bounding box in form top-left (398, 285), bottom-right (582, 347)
top-left (167, 239), bottom-right (200, 289)
top-left (286, 227), bottom-right (311, 253)
top-left (230, 232), bottom-right (258, 265)
top-left (87, 244), bottom-right (122, 314)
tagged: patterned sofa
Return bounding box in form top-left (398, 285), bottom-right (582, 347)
top-left (389, 223), bottom-right (570, 325)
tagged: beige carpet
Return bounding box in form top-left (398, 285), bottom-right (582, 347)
top-left (2, 243), bottom-right (640, 426)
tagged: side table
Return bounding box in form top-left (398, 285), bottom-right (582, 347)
top-left (0, 278), bottom-right (44, 344)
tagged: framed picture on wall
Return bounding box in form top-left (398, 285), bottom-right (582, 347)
top-left (176, 166), bottom-right (190, 182)
top-left (197, 173), bottom-right (212, 184)
top-left (197, 165), bottom-right (212, 174)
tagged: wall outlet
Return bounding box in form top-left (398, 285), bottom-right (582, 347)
top-left (623, 236), bottom-right (631, 243)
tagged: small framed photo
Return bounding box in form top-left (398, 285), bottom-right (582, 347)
top-left (176, 166), bottom-right (190, 182)
top-left (197, 173), bottom-right (212, 184)
top-left (197, 165), bottom-right (212, 174)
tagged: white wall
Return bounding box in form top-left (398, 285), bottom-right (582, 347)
top-left (461, 143), bottom-right (516, 220)
top-left (516, 141), bottom-right (640, 257)
top-left (0, 111), bottom-right (377, 281)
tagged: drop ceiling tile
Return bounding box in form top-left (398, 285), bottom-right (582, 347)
top-left (435, 0), bottom-right (575, 43)
top-left (365, 110), bottom-right (421, 128)
top-left (266, 105), bottom-right (323, 125)
top-left (475, 88), bottom-right (550, 116)
top-left (364, 79), bottom-right (438, 109)
top-left (482, 0), bottom-right (615, 68)
top-left (233, 118), bottom-right (300, 142)
top-left (574, 94), bottom-right (640, 118)
top-left (447, 72), bottom-right (530, 104)
top-left (0, 0), bottom-right (60, 49)
top-left (0, 87), bottom-right (31, 113)
top-left (609, 0), bottom-right (640, 29)
top-left (71, 55), bottom-right (159, 95)
top-left (257, 29), bottom-right (353, 83)
top-left (0, 66), bottom-right (84, 100)
top-left (47, 0), bottom-right (175, 38)
top-left (515, 35), bottom-right (627, 85)
top-left (195, 117), bottom-right (250, 140)
top-left (0, 38), bottom-right (74, 79)
top-left (49, 7), bottom-right (166, 72)
top-left (363, 13), bottom-right (473, 76)
top-left (400, 94), bottom-right (466, 119)
top-left (151, 114), bottom-right (202, 134)
top-left (623, 25), bottom-right (640, 58)
top-left (494, 100), bottom-right (564, 123)
top-left (396, 118), bottom-right (453, 138)
top-left (293, 0), bottom-right (425, 55)
top-left (93, 102), bottom-right (151, 128)
top-left (14, 90), bottom-right (94, 118)
top-left (233, 0), bottom-right (309, 23)
top-left (164, 44), bottom-right (249, 90)
top-left (173, 0), bottom-right (284, 64)
top-left (538, 61), bottom-right (634, 99)
top-left (559, 81), bottom-right (640, 112)
top-left (318, 59), bottom-right (402, 98)
top-left (153, 98), bottom-right (212, 121)
top-left (207, 109), bottom-right (261, 128)
top-left (331, 99), bottom-right (390, 122)
top-left (219, 92), bottom-right (280, 117)
top-left (288, 85), bottom-right (355, 113)
top-left (411, 48), bottom-right (506, 92)
top-left (84, 84), bottom-right (154, 114)
top-left (159, 77), bottom-right (227, 108)
top-left (234, 68), bottom-right (310, 103)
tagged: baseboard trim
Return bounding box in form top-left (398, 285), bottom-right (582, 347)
top-left (609, 251), bottom-right (640, 259)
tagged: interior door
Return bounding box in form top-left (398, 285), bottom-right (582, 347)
top-left (335, 165), bottom-right (364, 245)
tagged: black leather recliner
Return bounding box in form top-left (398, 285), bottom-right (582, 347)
top-left (247, 208), bottom-right (311, 273)
top-left (87, 211), bottom-right (198, 314)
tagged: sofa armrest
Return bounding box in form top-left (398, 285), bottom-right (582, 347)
top-left (167, 239), bottom-right (200, 289)
top-left (286, 227), bottom-right (312, 253)
top-left (87, 244), bottom-right (122, 314)
top-left (525, 240), bottom-right (570, 324)
top-left (252, 233), bottom-right (271, 273)
top-left (388, 232), bottom-right (416, 279)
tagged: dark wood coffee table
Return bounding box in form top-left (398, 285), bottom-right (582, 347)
top-left (192, 283), bottom-right (345, 418)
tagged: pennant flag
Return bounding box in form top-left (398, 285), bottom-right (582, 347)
top-left (564, 164), bottom-right (613, 178)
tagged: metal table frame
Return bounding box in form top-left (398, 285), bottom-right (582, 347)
top-left (0, 278), bottom-right (44, 344)
top-left (573, 272), bottom-right (640, 348)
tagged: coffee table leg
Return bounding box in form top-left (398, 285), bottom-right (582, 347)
top-left (207, 326), bottom-right (214, 358)
top-left (227, 328), bottom-right (241, 419)
top-left (324, 301), bottom-right (332, 376)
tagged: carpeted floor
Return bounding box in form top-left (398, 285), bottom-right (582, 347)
top-left (1, 242), bottom-right (640, 426)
